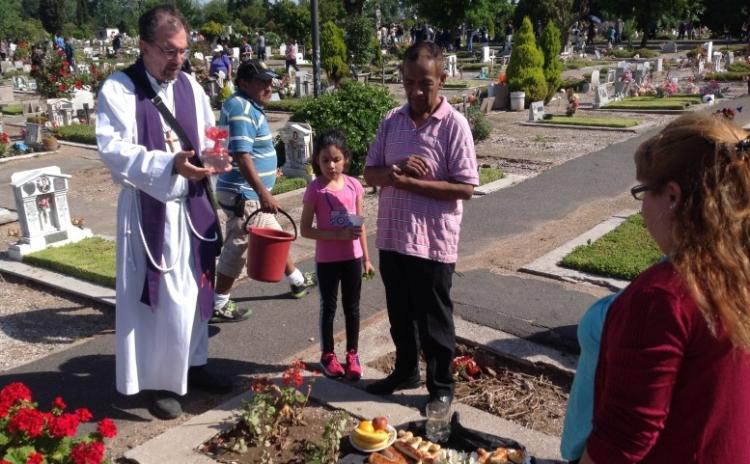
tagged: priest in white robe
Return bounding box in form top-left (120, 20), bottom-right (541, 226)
top-left (96, 5), bottom-right (230, 419)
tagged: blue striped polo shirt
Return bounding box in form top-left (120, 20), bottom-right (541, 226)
top-left (216, 92), bottom-right (277, 201)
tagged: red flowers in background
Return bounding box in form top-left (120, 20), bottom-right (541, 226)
top-left (0, 382), bottom-right (117, 464)
top-left (282, 359), bottom-right (307, 388)
top-left (452, 355), bottom-right (482, 380)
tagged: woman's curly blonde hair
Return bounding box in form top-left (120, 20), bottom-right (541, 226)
top-left (635, 113), bottom-right (750, 349)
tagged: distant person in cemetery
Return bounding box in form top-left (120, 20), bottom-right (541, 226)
top-left (211, 60), bottom-right (316, 323)
top-left (96, 4), bottom-right (230, 420)
top-left (285, 38), bottom-right (299, 74)
top-left (577, 113), bottom-right (750, 464)
top-left (363, 41), bottom-right (478, 412)
top-left (256, 32), bottom-right (266, 60)
top-left (63, 38), bottom-right (75, 71)
top-left (112, 33), bottom-right (122, 56)
top-left (240, 36), bottom-right (253, 61)
top-left (209, 44), bottom-right (232, 81)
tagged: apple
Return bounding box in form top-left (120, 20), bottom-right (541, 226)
top-left (372, 416), bottom-right (388, 431)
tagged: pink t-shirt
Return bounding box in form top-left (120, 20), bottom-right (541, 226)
top-left (303, 175), bottom-right (365, 263)
top-left (365, 97), bottom-right (478, 263)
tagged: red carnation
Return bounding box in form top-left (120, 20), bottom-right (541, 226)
top-left (97, 418), bottom-right (117, 438)
top-left (7, 407), bottom-right (46, 438)
top-left (49, 412), bottom-right (80, 438)
top-left (53, 396), bottom-right (66, 410)
top-left (75, 408), bottom-right (92, 422)
top-left (70, 441), bottom-right (105, 464)
top-left (26, 452), bottom-right (43, 464)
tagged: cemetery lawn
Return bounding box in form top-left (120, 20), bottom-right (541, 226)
top-left (559, 214), bottom-right (662, 281)
top-left (538, 116), bottom-right (639, 128)
top-left (23, 236), bottom-right (116, 288)
top-left (1, 104), bottom-right (23, 115)
top-left (603, 95), bottom-right (702, 110)
top-left (54, 124), bottom-right (96, 145)
top-left (479, 166), bottom-right (505, 185)
top-left (271, 176), bottom-right (307, 195)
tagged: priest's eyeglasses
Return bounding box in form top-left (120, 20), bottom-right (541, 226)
top-left (630, 184), bottom-right (653, 200)
top-left (154, 43), bottom-right (191, 58)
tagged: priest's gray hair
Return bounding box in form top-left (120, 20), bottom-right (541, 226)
top-left (139, 5), bottom-right (190, 44)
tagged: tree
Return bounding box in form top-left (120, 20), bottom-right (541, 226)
top-left (513, 0), bottom-right (575, 31)
top-left (200, 20), bottom-right (223, 40)
top-left (408, 0), bottom-right (495, 32)
top-left (0, 0), bottom-right (22, 39)
top-left (539, 21), bottom-right (562, 103)
top-left (320, 20), bottom-right (348, 86)
top-left (76, 0), bottom-right (89, 25)
top-left (39, 0), bottom-right (65, 33)
top-left (598, 0), bottom-right (694, 48)
top-left (506, 16), bottom-right (547, 104)
top-left (270, 0), bottom-right (310, 45)
top-left (345, 15), bottom-right (374, 72)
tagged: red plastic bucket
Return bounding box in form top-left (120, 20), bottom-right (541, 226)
top-left (244, 208), bottom-right (297, 283)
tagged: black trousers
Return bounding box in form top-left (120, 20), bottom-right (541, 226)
top-left (285, 59), bottom-right (299, 73)
top-left (379, 250), bottom-right (455, 397)
top-left (317, 258), bottom-right (361, 353)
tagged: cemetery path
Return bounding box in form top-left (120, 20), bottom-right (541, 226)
top-left (0, 93), bottom-right (747, 458)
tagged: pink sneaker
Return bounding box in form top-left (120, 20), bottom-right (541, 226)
top-left (320, 352), bottom-right (345, 378)
top-left (345, 349), bottom-right (363, 381)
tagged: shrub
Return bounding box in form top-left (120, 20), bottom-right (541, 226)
top-left (265, 98), bottom-right (307, 112)
top-left (607, 48), bottom-right (659, 59)
top-left (54, 124), bottom-right (96, 144)
top-left (321, 21), bottom-right (349, 87)
top-left (345, 15), bottom-right (374, 73)
top-left (506, 17), bottom-right (547, 105)
top-left (539, 21), bottom-right (562, 103)
top-left (728, 62), bottom-right (750, 73)
top-left (290, 81), bottom-right (396, 175)
top-left (703, 71), bottom-right (748, 81)
top-left (558, 77), bottom-right (586, 91)
top-left (200, 21), bottom-right (223, 41)
top-left (466, 105), bottom-right (491, 142)
top-left (271, 176), bottom-right (308, 195)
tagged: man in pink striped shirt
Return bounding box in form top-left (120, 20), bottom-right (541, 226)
top-left (364, 41), bottom-right (478, 411)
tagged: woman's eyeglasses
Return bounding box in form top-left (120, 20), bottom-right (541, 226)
top-left (630, 184), bottom-right (653, 200)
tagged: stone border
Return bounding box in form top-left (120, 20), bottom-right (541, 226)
top-left (58, 140), bottom-right (97, 150)
top-left (520, 121), bottom-right (654, 133)
top-left (474, 173), bottom-right (527, 196)
top-left (0, 149), bottom-right (60, 164)
top-left (519, 209), bottom-right (637, 290)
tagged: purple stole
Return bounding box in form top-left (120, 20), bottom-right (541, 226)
top-left (128, 59), bottom-right (219, 320)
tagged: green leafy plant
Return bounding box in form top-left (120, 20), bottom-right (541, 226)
top-left (466, 105), bottom-right (491, 142)
top-left (321, 21), bottom-right (349, 87)
top-left (0, 381), bottom-right (118, 464)
top-left (506, 16), bottom-right (547, 105)
top-left (305, 412), bottom-right (350, 464)
top-left (291, 81), bottom-right (396, 174)
top-left (200, 21), bottom-right (223, 41)
top-left (539, 21), bottom-right (562, 103)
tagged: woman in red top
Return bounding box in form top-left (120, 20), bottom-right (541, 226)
top-left (580, 113), bottom-right (750, 464)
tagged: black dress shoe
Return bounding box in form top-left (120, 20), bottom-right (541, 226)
top-left (188, 365), bottom-right (233, 394)
top-left (149, 390), bottom-right (182, 420)
top-left (365, 371), bottom-right (420, 395)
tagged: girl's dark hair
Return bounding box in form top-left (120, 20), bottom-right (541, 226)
top-left (311, 130), bottom-right (351, 176)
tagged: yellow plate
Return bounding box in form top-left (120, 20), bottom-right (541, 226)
top-left (349, 425), bottom-right (397, 453)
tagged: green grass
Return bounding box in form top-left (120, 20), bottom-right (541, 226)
top-left (1, 104), bottom-right (23, 115)
top-left (54, 124), bottom-right (96, 144)
top-left (479, 167), bottom-right (505, 185)
top-left (603, 95), bottom-right (702, 110)
top-left (271, 176), bottom-right (307, 195)
top-left (23, 236), bottom-right (116, 288)
top-left (539, 116), bottom-right (640, 128)
top-left (559, 214), bottom-right (662, 281)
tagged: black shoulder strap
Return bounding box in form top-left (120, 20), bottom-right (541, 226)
top-left (122, 66), bottom-right (194, 151)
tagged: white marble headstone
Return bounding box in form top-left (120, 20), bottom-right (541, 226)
top-left (590, 70), bottom-right (600, 88)
top-left (529, 101), bottom-right (544, 121)
top-left (482, 46), bottom-right (491, 63)
top-left (280, 123), bottom-right (313, 180)
top-left (594, 86), bottom-right (609, 108)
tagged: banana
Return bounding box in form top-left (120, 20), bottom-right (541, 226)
top-left (352, 427), bottom-right (390, 447)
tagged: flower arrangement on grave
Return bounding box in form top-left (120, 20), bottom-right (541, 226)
top-left (276, 75), bottom-right (294, 99)
top-left (13, 41), bottom-right (30, 62)
top-left (0, 132), bottom-right (9, 158)
top-left (565, 89), bottom-right (580, 116)
top-left (657, 79), bottom-right (678, 98)
top-left (0, 381), bottom-right (118, 464)
top-left (31, 48), bottom-right (83, 99)
top-left (700, 80), bottom-right (724, 98)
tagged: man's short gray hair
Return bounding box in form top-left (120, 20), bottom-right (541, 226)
top-left (139, 5), bottom-right (189, 43)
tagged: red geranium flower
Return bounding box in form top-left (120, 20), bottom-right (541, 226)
top-left (7, 407), bottom-right (46, 438)
top-left (53, 396), bottom-right (67, 410)
top-left (49, 412), bottom-right (80, 437)
top-left (97, 418), bottom-right (117, 438)
top-left (75, 408), bottom-right (92, 422)
top-left (70, 441), bottom-right (105, 464)
top-left (26, 452), bottom-right (43, 464)
top-left (282, 359), bottom-right (306, 388)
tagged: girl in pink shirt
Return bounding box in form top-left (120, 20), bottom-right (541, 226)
top-left (300, 130), bottom-right (374, 380)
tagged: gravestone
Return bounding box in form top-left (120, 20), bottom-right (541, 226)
top-left (727, 51), bottom-right (734, 65)
top-left (13, 76), bottom-right (28, 90)
top-left (25, 122), bottom-right (43, 145)
top-left (655, 58), bottom-right (663, 72)
top-left (71, 89), bottom-right (95, 112)
top-left (22, 64), bottom-right (31, 73)
top-left (482, 46), bottom-right (491, 63)
top-left (698, 59), bottom-right (705, 74)
top-left (0, 61), bottom-right (12, 74)
top-left (704, 41), bottom-right (713, 59)
top-left (528, 101), bottom-right (544, 121)
top-left (446, 54), bottom-right (457, 78)
top-left (594, 86), bottom-right (609, 108)
top-left (231, 47), bottom-right (240, 60)
top-left (606, 69), bottom-right (616, 84)
top-left (614, 80), bottom-right (627, 97)
top-left (491, 85), bottom-right (510, 111)
top-left (295, 72), bottom-right (309, 97)
top-left (663, 41), bottom-right (677, 53)
top-left (266, 46), bottom-right (272, 59)
top-left (279, 123), bottom-right (313, 180)
top-left (28, 80), bottom-right (37, 91)
top-left (7, 166), bottom-right (93, 260)
top-left (279, 44), bottom-right (287, 56)
top-left (594, 49), bottom-right (601, 59)
top-left (634, 69), bottom-right (646, 85)
top-left (13, 61), bottom-right (22, 69)
top-left (589, 70), bottom-right (600, 88)
top-left (712, 52), bottom-right (723, 72)
top-left (47, 99), bottom-right (74, 127)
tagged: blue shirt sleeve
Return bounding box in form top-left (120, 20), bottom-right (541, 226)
top-left (222, 96), bottom-right (257, 156)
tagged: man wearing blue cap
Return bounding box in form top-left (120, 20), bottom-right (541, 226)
top-left (212, 60), bottom-right (316, 322)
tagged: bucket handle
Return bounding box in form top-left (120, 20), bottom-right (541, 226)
top-left (244, 208), bottom-right (298, 240)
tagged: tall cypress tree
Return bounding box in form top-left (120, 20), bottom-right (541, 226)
top-left (506, 16), bottom-right (547, 104)
top-left (39, 0), bottom-right (65, 34)
top-left (76, 0), bottom-right (90, 26)
top-left (540, 21), bottom-right (562, 103)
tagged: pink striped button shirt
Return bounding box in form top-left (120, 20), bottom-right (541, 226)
top-left (366, 97), bottom-right (478, 263)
